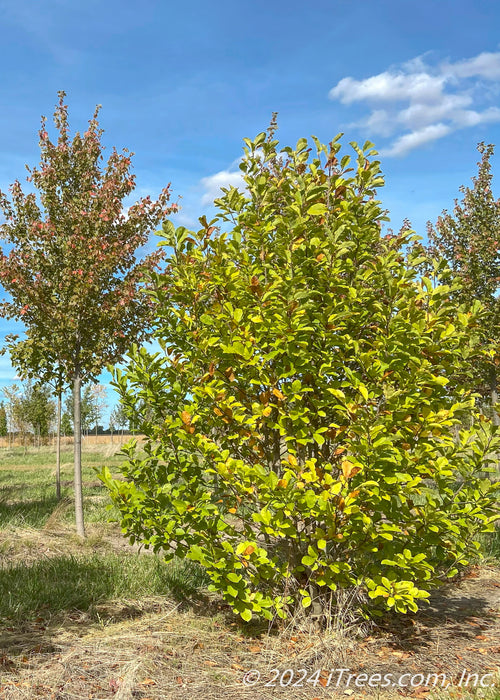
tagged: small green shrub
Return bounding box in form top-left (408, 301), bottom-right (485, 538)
top-left (100, 129), bottom-right (500, 622)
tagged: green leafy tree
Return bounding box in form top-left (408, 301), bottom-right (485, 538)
top-left (2, 338), bottom-right (66, 495)
top-left (61, 411), bottom-right (73, 437)
top-left (21, 380), bottom-right (55, 444)
top-left (0, 92), bottom-right (173, 536)
top-left (2, 384), bottom-right (29, 445)
top-left (2, 380), bottom-right (55, 448)
top-left (427, 143), bottom-right (500, 422)
top-left (100, 130), bottom-right (500, 622)
top-left (65, 385), bottom-right (95, 436)
top-left (110, 403), bottom-right (130, 437)
top-left (0, 401), bottom-right (7, 438)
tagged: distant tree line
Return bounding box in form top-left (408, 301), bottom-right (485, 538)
top-left (0, 380), bottom-right (133, 446)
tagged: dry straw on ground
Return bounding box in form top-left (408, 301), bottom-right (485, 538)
top-left (0, 551), bottom-right (499, 699)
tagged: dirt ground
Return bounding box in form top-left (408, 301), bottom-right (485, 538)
top-left (0, 554), bottom-right (498, 699)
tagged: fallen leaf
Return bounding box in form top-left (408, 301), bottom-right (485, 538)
top-left (109, 678), bottom-right (121, 693)
top-left (409, 687), bottom-right (431, 697)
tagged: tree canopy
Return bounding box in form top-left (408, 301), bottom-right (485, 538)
top-left (0, 92), bottom-right (174, 535)
top-left (101, 129), bottom-right (500, 622)
top-left (427, 143), bottom-right (500, 413)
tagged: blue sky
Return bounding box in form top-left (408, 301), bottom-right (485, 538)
top-left (0, 0), bottom-right (499, 420)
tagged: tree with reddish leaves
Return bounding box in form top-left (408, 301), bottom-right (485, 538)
top-left (0, 92), bottom-right (174, 536)
top-left (427, 143), bottom-right (500, 424)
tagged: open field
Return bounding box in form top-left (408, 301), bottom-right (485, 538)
top-left (0, 442), bottom-right (499, 699)
top-left (0, 435), bottom-right (137, 450)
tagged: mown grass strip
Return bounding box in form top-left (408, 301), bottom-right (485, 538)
top-left (0, 553), bottom-right (209, 621)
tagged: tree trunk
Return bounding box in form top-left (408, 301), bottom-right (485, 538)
top-left (56, 392), bottom-right (61, 500)
top-left (73, 372), bottom-right (85, 538)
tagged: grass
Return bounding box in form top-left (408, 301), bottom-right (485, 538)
top-left (480, 526), bottom-right (500, 561)
top-left (0, 442), bottom-right (212, 624)
top-left (0, 440), bottom-right (213, 622)
top-left (0, 553), bottom-right (209, 622)
top-left (0, 441), bottom-right (499, 699)
top-left (0, 442), bottom-right (124, 530)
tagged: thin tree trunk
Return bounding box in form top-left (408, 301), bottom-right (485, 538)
top-left (56, 392), bottom-right (61, 500)
top-left (74, 372), bottom-right (85, 538)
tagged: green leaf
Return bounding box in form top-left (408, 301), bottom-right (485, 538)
top-left (240, 608), bottom-right (252, 622)
top-left (307, 203), bottom-right (328, 216)
top-left (301, 555), bottom-right (317, 566)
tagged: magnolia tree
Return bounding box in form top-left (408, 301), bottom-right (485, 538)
top-left (0, 92), bottom-right (174, 536)
top-left (100, 130), bottom-right (500, 622)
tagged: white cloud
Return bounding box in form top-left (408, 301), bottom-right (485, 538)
top-left (380, 123), bottom-right (451, 157)
top-left (444, 51), bottom-right (500, 80)
top-left (200, 169), bottom-right (245, 205)
top-left (363, 109), bottom-right (394, 137)
top-left (329, 51), bottom-right (500, 157)
top-left (453, 106), bottom-right (500, 128)
top-left (398, 92), bottom-right (472, 130)
top-left (330, 72), bottom-right (446, 105)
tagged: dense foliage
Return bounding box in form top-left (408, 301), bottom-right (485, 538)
top-left (101, 130), bottom-right (500, 622)
top-left (428, 143), bottom-right (500, 414)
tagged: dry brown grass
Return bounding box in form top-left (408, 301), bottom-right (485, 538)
top-left (0, 596), bottom-right (354, 700)
top-left (0, 565), bottom-right (499, 699)
top-left (0, 435), bottom-right (142, 450)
